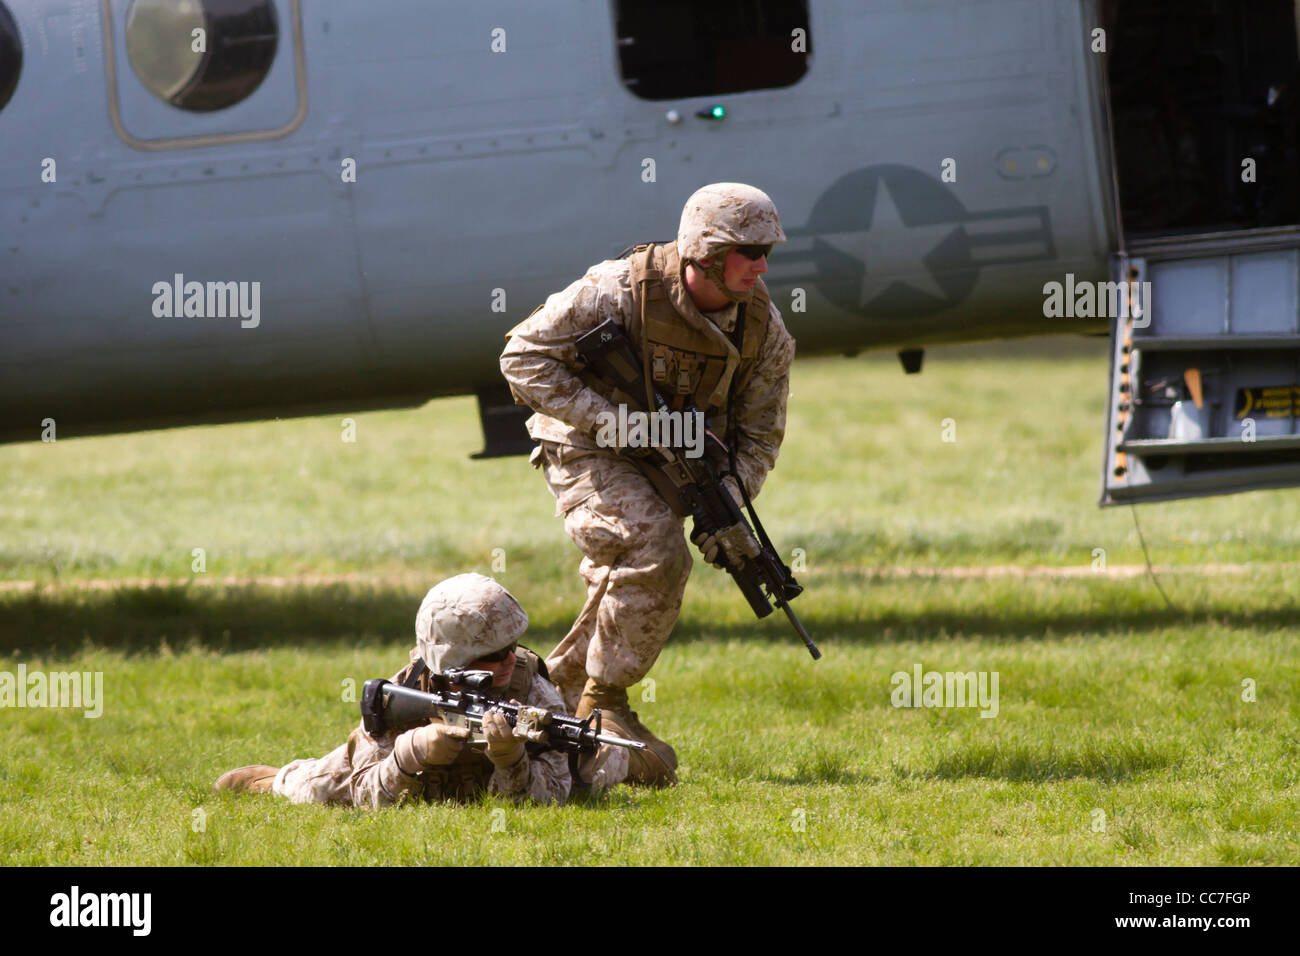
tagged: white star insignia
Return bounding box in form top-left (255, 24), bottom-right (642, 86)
top-left (817, 177), bottom-right (960, 308)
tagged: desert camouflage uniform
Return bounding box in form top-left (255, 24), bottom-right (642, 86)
top-left (273, 646), bottom-right (572, 809)
top-left (499, 186), bottom-right (795, 712)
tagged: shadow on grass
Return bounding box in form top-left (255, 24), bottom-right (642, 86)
top-left (0, 583), bottom-right (420, 655)
top-left (704, 746), bottom-right (879, 786)
top-left (918, 739), bottom-right (1181, 783)
top-left (0, 580), bottom-right (1295, 655)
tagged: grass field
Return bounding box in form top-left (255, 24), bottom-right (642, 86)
top-left (1, 339), bottom-right (1297, 865)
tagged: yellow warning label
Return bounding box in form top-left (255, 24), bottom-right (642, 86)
top-left (1235, 386), bottom-right (1300, 419)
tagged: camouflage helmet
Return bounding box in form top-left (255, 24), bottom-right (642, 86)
top-left (414, 573), bottom-right (528, 674)
top-left (676, 182), bottom-right (786, 264)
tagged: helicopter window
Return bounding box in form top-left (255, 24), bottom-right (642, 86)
top-left (126, 0), bottom-right (278, 112)
top-left (0, 3), bottom-right (20, 112)
top-left (614, 0), bottom-right (810, 101)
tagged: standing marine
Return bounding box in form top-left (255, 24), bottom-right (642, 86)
top-left (499, 182), bottom-right (795, 786)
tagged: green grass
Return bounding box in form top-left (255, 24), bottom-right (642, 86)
top-left (7, 340), bottom-right (1300, 583)
top-left (1, 339), bottom-right (1298, 864)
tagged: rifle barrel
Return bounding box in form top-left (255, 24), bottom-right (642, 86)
top-left (780, 599), bottom-right (821, 660)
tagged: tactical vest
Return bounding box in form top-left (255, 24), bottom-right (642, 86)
top-left (392, 647), bottom-right (543, 803)
top-left (584, 243), bottom-right (771, 429)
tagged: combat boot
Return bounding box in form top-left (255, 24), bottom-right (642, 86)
top-left (214, 765), bottom-right (279, 794)
top-left (575, 679), bottom-right (677, 786)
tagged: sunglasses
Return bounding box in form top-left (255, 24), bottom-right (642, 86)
top-left (734, 244), bottom-right (773, 261)
top-left (476, 643), bottom-right (517, 663)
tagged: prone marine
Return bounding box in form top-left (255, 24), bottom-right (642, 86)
top-left (214, 573), bottom-right (627, 807)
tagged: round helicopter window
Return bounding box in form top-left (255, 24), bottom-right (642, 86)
top-left (126, 0), bottom-right (279, 112)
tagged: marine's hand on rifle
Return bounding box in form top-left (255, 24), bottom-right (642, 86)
top-left (578, 743), bottom-right (629, 797)
top-left (692, 522), bottom-right (761, 570)
top-left (690, 528), bottom-right (725, 569)
top-left (397, 722), bottom-right (471, 772)
top-left (483, 703), bottom-right (526, 768)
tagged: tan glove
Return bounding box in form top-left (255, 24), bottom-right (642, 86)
top-left (483, 704), bottom-right (526, 769)
top-left (395, 722), bottom-right (470, 773)
top-left (692, 522), bottom-right (761, 570)
top-left (691, 475), bottom-right (757, 569)
top-left (578, 744), bottom-right (629, 795)
top-left (691, 528), bottom-right (725, 568)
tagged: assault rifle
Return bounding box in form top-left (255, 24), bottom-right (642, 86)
top-left (359, 668), bottom-right (647, 756)
top-left (574, 319), bottom-right (821, 660)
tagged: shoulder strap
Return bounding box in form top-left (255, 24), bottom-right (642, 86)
top-left (725, 301), bottom-right (748, 474)
top-left (505, 646), bottom-right (542, 701)
top-left (617, 240), bottom-right (673, 260)
top-left (739, 282), bottom-right (770, 361)
top-left (625, 245), bottom-right (662, 414)
top-left (526, 646), bottom-right (551, 683)
top-left (400, 658), bottom-right (428, 690)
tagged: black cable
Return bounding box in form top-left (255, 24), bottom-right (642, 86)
top-left (1129, 503), bottom-right (1176, 611)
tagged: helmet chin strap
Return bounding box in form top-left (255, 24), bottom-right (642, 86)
top-left (694, 251), bottom-right (750, 304)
